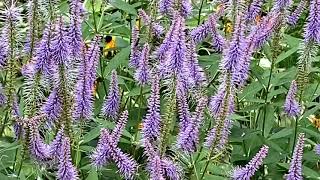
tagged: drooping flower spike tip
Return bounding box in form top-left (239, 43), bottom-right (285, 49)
top-left (57, 136), bottom-right (79, 180)
top-left (101, 70), bottom-right (120, 120)
top-left (232, 145), bottom-right (269, 180)
top-left (285, 133), bottom-right (305, 180)
top-left (284, 80), bottom-right (301, 117)
top-left (287, 0), bottom-right (307, 26)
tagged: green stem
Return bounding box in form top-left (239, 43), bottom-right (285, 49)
top-left (197, 0), bottom-right (205, 25)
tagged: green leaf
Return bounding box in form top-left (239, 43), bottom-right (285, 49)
top-left (300, 127), bottom-right (320, 139)
top-left (103, 46), bottom-right (130, 77)
top-left (268, 128), bottom-right (293, 140)
top-left (109, 0), bottom-right (137, 15)
top-left (84, 0), bottom-right (102, 12)
top-left (82, 126), bottom-right (101, 144)
top-left (275, 46), bottom-right (299, 64)
top-left (86, 169), bottom-right (99, 180)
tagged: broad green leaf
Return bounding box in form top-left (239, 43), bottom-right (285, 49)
top-left (84, 0), bottom-right (102, 12)
top-left (275, 46), bottom-right (299, 64)
top-left (82, 126), bottom-right (101, 144)
top-left (268, 128), bottom-right (293, 140)
top-left (109, 0), bottom-right (137, 15)
top-left (86, 170), bottom-right (99, 180)
top-left (104, 46), bottom-right (130, 76)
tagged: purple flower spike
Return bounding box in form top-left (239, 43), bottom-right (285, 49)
top-left (102, 70), bottom-right (120, 120)
top-left (285, 133), bottom-right (305, 180)
top-left (91, 128), bottom-right (112, 167)
top-left (287, 0), bottom-right (307, 26)
top-left (191, 23), bottom-right (210, 43)
top-left (0, 84), bottom-right (7, 106)
top-left (35, 22), bottom-right (54, 75)
top-left (284, 81), bottom-right (301, 117)
top-left (142, 76), bottom-right (161, 141)
top-left (143, 139), bottom-right (165, 180)
top-left (0, 28), bottom-right (9, 68)
top-left (274, 0), bottom-right (292, 11)
top-left (57, 137), bottom-right (79, 180)
top-left (245, 0), bottom-right (263, 21)
top-left (138, 9), bottom-right (151, 25)
top-left (232, 145), bottom-right (269, 180)
top-left (73, 38), bottom-right (101, 121)
top-left (207, 14), bottom-right (225, 52)
top-left (217, 119), bottom-right (233, 151)
top-left (42, 88), bottom-right (62, 124)
top-left (134, 43), bottom-right (150, 85)
top-left (304, 0), bottom-right (320, 44)
top-left (159, 0), bottom-right (174, 14)
top-left (103, 129), bottom-right (138, 179)
top-left (177, 97), bottom-right (207, 153)
top-left (176, 81), bottom-right (191, 133)
top-left (185, 38), bottom-right (207, 88)
top-left (28, 118), bottom-right (51, 161)
top-left (111, 110), bottom-right (129, 143)
top-left (51, 17), bottom-right (70, 66)
top-left (129, 26), bottom-right (140, 68)
top-left (161, 158), bottom-right (182, 180)
top-left (68, 0), bottom-right (84, 59)
top-left (181, 0), bottom-right (192, 17)
top-left (49, 127), bottom-right (64, 158)
top-left (151, 23), bottom-right (165, 38)
top-left (315, 144), bottom-right (320, 155)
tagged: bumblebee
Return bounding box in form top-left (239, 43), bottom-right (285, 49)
top-left (308, 115), bottom-right (320, 129)
top-left (103, 35), bottom-right (117, 57)
top-left (221, 19), bottom-right (233, 35)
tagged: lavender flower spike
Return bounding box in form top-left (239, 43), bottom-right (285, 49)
top-left (161, 158), bottom-right (182, 180)
top-left (191, 23), bottom-right (210, 43)
top-left (58, 137), bottom-right (79, 180)
top-left (142, 76), bottom-right (161, 141)
top-left (207, 14), bottom-right (225, 52)
top-left (68, 0), bottom-right (84, 59)
top-left (181, 0), bottom-right (192, 17)
top-left (134, 43), bottom-right (150, 85)
top-left (91, 128), bottom-right (112, 167)
top-left (143, 139), bottom-right (165, 180)
top-left (28, 118), bottom-right (51, 161)
top-left (304, 0), bottom-right (320, 44)
top-left (159, 0), bottom-right (174, 14)
top-left (129, 26), bottom-right (140, 68)
top-left (102, 70), bottom-right (120, 120)
top-left (285, 133), bottom-right (305, 180)
top-left (245, 0), bottom-right (263, 21)
top-left (41, 88), bottom-right (62, 124)
top-left (232, 145), bottom-right (269, 180)
top-left (49, 127), bottom-right (64, 158)
top-left (315, 144), bottom-right (320, 155)
top-left (177, 97), bottom-right (207, 153)
top-left (111, 110), bottom-right (129, 143)
top-left (284, 80), bottom-right (301, 117)
top-left (51, 17), bottom-right (70, 66)
top-left (287, 0), bottom-right (306, 26)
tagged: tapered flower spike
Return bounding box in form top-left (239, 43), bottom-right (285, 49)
top-left (142, 76), bottom-right (161, 141)
top-left (51, 17), bottom-right (70, 66)
top-left (207, 14), bottom-right (225, 52)
top-left (91, 128), bottom-right (112, 167)
top-left (161, 158), bottom-right (182, 180)
top-left (216, 119), bottom-right (233, 151)
top-left (176, 81), bottom-right (192, 133)
top-left (287, 0), bottom-right (306, 26)
top-left (304, 0), bottom-right (320, 44)
top-left (57, 137), bottom-right (79, 180)
top-left (41, 88), bottom-right (62, 125)
top-left (28, 117), bottom-right (51, 161)
top-left (245, 0), bottom-right (263, 21)
top-left (0, 28), bottom-right (9, 68)
top-left (232, 145), bottom-right (269, 180)
top-left (274, 0), bottom-right (292, 11)
top-left (68, 0), bottom-right (84, 59)
top-left (111, 110), bottom-right (129, 143)
top-left (191, 23), bottom-right (210, 43)
top-left (129, 26), bottom-right (140, 68)
top-left (102, 70), bottom-right (120, 120)
top-left (159, 0), bottom-right (174, 15)
top-left (181, 0), bottom-right (192, 17)
top-left (134, 43), bottom-right (151, 85)
top-left (315, 144), bottom-right (320, 155)
top-left (143, 139), bottom-right (165, 180)
top-left (73, 37), bottom-right (101, 120)
top-left (35, 22), bottom-right (54, 75)
top-left (185, 37), bottom-right (207, 88)
top-left (285, 133), bottom-right (305, 180)
top-left (138, 9), bottom-right (151, 25)
top-left (177, 97), bottom-right (207, 153)
top-left (105, 129), bottom-right (138, 179)
top-left (49, 127), bottom-right (64, 158)
top-left (284, 81), bottom-right (301, 117)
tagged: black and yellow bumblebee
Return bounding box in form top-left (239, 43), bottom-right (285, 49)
top-left (102, 35), bottom-right (117, 58)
